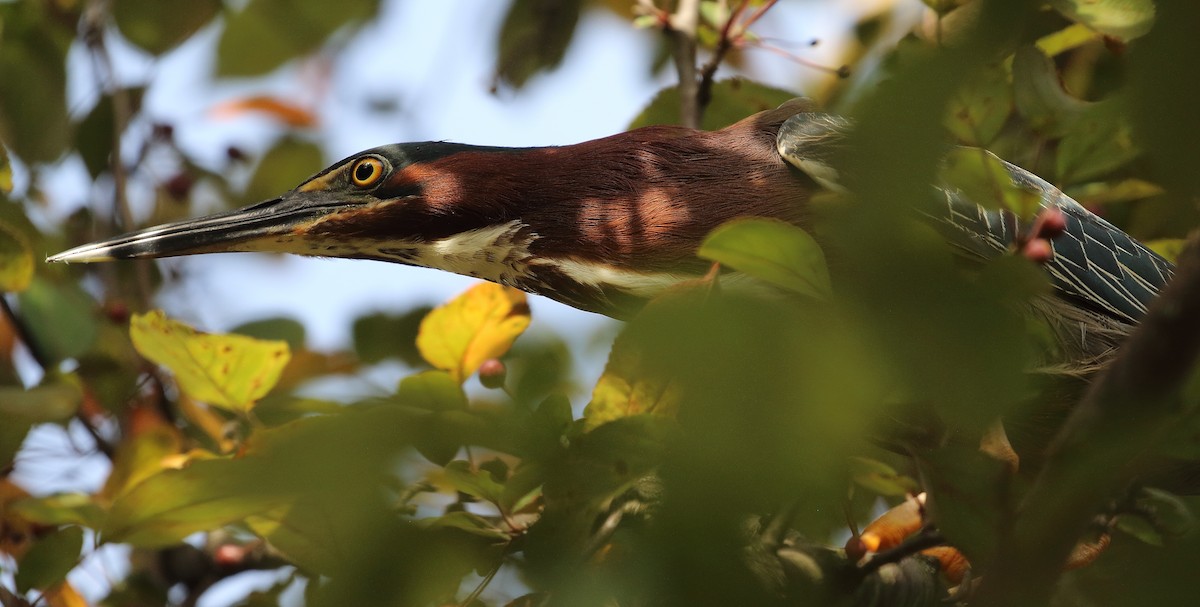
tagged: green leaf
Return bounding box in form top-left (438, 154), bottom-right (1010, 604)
top-left (243, 139), bottom-right (324, 204)
top-left (102, 458), bottom-right (289, 547)
top-left (351, 307), bottom-right (431, 365)
top-left (939, 147), bottom-right (1041, 218)
top-left (17, 277), bottom-right (99, 363)
top-left (416, 283), bottom-right (531, 383)
top-left (75, 90), bottom-right (145, 179)
top-left (443, 460), bottom-right (505, 505)
top-left (398, 370), bottom-right (467, 412)
top-left (14, 526), bottom-right (82, 593)
top-left (11, 494), bottom-right (104, 528)
top-left (849, 457), bottom-right (920, 497)
top-left (217, 0), bottom-right (380, 77)
top-left (630, 80), bottom-right (798, 130)
top-left (130, 310), bottom-right (291, 413)
top-left (0, 147), bottom-right (12, 194)
top-left (1012, 45), bottom-right (1088, 138)
top-left (944, 63), bottom-right (1011, 146)
top-left (1049, 0), bottom-right (1154, 42)
top-left (0, 220), bottom-right (33, 292)
top-left (114, 0), bottom-right (221, 55)
top-left (420, 511), bottom-right (510, 541)
top-left (0, 382), bottom-right (82, 423)
top-left (1056, 100), bottom-right (1139, 184)
top-left (495, 0), bottom-right (583, 88)
top-left (0, 12), bottom-right (69, 163)
top-left (1144, 239), bottom-right (1186, 264)
top-left (699, 217), bottom-right (833, 300)
top-left (233, 317), bottom-right (307, 351)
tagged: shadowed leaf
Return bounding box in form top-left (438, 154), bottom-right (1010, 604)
top-left (14, 526), bottom-right (82, 593)
top-left (114, 0), bottom-right (221, 55)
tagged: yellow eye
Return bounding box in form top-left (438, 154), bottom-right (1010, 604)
top-left (350, 156), bottom-right (385, 188)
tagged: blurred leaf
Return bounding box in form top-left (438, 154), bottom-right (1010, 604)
top-left (212, 96), bottom-right (318, 128)
top-left (1049, 0), bottom-right (1154, 42)
top-left (101, 419), bottom-right (183, 501)
top-left (0, 10), bottom-right (69, 163)
top-left (1144, 239), bottom-right (1185, 264)
top-left (102, 458), bottom-right (288, 547)
top-left (352, 307), bottom-right (431, 365)
top-left (398, 370), bottom-right (467, 412)
top-left (74, 90), bottom-right (145, 179)
top-left (939, 147), bottom-right (1040, 218)
top-left (14, 526), bottom-right (82, 593)
top-left (495, 0), bottom-right (583, 88)
top-left (443, 460), bottom-right (505, 505)
top-left (586, 363), bottom-right (680, 431)
top-left (630, 79), bottom-right (797, 130)
top-left (233, 317), bottom-right (307, 351)
top-left (130, 310), bottom-right (291, 413)
top-left (1133, 488), bottom-right (1195, 538)
top-left (945, 63), bottom-right (1011, 146)
top-left (1066, 178), bottom-right (1163, 207)
top-left (1012, 45), bottom-right (1088, 137)
top-left (417, 283), bottom-right (531, 383)
top-left (217, 0), bottom-right (380, 76)
top-left (43, 581), bottom-right (87, 607)
top-left (114, 0), bottom-right (221, 54)
top-left (0, 147), bottom-right (11, 194)
top-left (421, 511), bottom-right (510, 541)
top-left (0, 382), bottom-right (82, 423)
top-left (246, 496), bottom-right (352, 575)
top-left (17, 278), bottom-right (98, 364)
top-left (1116, 513), bottom-right (1163, 546)
top-left (699, 218), bottom-right (833, 300)
top-left (11, 494), bottom-right (104, 528)
top-left (850, 457), bottom-right (920, 497)
top-left (1057, 100), bottom-right (1139, 184)
top-left (244, 138), bottom-right (324, 204)
top-left (0, 220), bottom-right (33, 292)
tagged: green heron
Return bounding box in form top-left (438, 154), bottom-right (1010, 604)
top-left (49, 98), bottom-right (1173, 368)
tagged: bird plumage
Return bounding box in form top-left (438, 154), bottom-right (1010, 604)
top-left (50, 98), bottom-right (1173, 339)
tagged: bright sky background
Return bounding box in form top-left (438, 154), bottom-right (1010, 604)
top-left (16, 1), bottom-right (924, 603)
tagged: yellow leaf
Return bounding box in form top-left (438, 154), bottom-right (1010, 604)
top-left (416, 283), bottom-right (531, 383)
top-left (0, 221), bottom-right (33, 292)
top-left (584, 324), bottom-right (682, 431)
top-left (130, 311), bottom-right (290, 413)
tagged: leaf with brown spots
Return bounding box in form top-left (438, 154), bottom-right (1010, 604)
top-left (416, 283), bottom-right (531, 383)
top-left (130, 311), bottom-right (291, 413)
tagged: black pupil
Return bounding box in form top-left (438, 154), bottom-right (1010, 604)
top-left (355, 161), bottom-right (376, 183)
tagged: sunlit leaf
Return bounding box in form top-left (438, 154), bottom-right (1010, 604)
top-left (417, 283), bottom-right (531, 383)
top-left (585, 365), bottom-right (681, 431)
top-left (1034, 23), bottom-right (1100, 57)
top-left (0, 221), bottom-right (32, 292)
top-left (114, 0), bottom-right (221, 54)
top-left (945, 63), bottom-right (1011, 146)
top-left (939, 147), bottom-right (1040, 218)
top-left (1049, 0), bottom-right (1154, 42)
top-left (14, 526), bottom-right (82, 593)
top-left (101, 414), bottom-right (184, 501)
top-left (699, 217), bottom-right (833, 300)
top-left (43, 581), bottom-right (88, 607)
top-left (130, 310), bottom-right (291, 413)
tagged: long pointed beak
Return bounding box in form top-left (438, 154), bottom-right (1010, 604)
top-left (47, 196), bottom-right (350, 263)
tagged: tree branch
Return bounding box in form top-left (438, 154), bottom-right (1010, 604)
top-left (667, 0), bottom-right (701, 129)
top-left (978, 229), bottom-right (1200, 605)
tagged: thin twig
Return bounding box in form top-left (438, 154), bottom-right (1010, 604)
top-left (697, 1), bottom-right (747, 115)
top-left (667, 0), bottom-right (702, 128)
top-left (977, 229), bottom-right (1200, 605)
